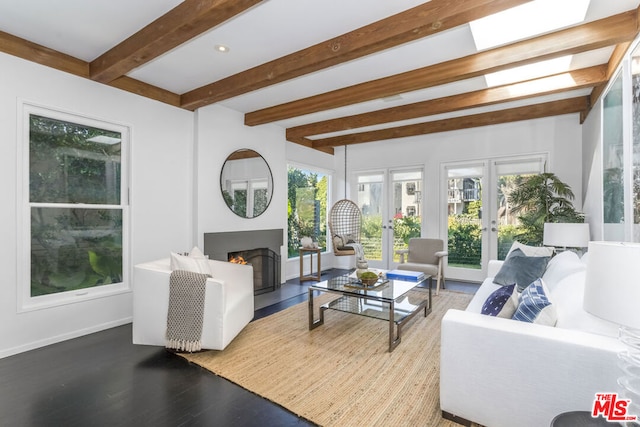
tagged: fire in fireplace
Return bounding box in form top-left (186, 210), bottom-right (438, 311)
top-left (228, 248), bottom-right (280, 295)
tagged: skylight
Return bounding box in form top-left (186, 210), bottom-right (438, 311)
top-left (87, 135), bottom-right (121, 145)
top-left (484, 56), bottom-right (573, 87)
top-left (469, 0), bottom-right (590, 51)
top-left (506, 73), bottom-right (577, 97)
top-left (470, 0), bottom-right (590, 87)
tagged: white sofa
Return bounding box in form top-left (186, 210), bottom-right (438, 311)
top-left (133, 257), bottom-right (254, 351)
top-left (440, 250), bottom-right (625, 427)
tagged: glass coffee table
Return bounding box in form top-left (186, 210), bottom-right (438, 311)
top-left (308, 273), bottom-right (432, 352)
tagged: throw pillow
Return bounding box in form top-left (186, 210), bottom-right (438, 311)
top-left (481, 284), bottom-right (518, 318)
top-left (170, 246), bottom-right (212, 276)
top-left (507, 241), bottom-right (555, 258)
top-left (493, 249), bottom-right (549, 291)
top-left (333, 234), bottom-right (356, 249)
top-left (512, 278), bottom-right (557, 326)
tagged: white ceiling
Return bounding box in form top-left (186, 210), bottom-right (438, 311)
top-left (1, 0), bottom-right (639, 142)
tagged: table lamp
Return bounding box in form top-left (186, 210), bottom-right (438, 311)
top-left (583, 241), bottom-right (640, 423)
top-left (543, 223), bottom-right (590, 251)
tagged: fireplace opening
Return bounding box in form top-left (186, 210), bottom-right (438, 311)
top-left (228, 247), bottom-right (281, 295)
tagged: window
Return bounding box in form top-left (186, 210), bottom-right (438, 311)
top-left (602, 71), bottom-right (624, 240)
top-left (287, 165), bottom-right (329, 258)
top-left (20, 104), bottom-right (129, 310)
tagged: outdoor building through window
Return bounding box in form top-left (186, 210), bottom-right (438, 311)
top-left (21, 105), bottom-right (128, 309)
top-left (287, 165), bottom-right (329, 258)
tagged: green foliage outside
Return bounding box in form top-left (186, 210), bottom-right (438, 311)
top-left (508, 172), bottom-right (584, 245)
top-left (447, 215), bottom-right (482, 267)
top-left (447, 172), bottom-right (584, 267)
top-left (359, 214), bottom-right (421, 261)
top-left (29, 115), bottom-right (123, 297)
top-left (447, 218), bottom-right (521, 267)
top-left (287, 167), bottom-right (327, 257)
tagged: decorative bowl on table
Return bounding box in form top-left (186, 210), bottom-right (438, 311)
top-left (359, 271), bottom-right (379, 286)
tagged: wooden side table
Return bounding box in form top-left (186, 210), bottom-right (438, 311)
top-left (299, 247), bottom-right (321, 282)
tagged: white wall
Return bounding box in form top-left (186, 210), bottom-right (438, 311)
top-left (0, 53), bottom-right (194, 358)
top-left (194, 105), bottom-right (289, 276)
top-left (340, 114), bottom-right (583, 241)
top-left (582, 98), bottom-right (604, 241)
top-left (0, 50), bottom-right (588, 357)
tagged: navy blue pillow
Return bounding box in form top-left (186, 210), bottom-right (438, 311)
top-left (481, 284), bottom-right (518, 317)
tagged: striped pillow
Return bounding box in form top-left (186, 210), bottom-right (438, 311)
top-left (512, 278), bottom-right (557, 326)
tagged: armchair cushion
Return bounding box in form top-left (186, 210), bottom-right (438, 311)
top-left (406, 238), bottom-right (444, 265)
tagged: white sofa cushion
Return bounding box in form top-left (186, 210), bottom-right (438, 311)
top-left (542, 250), bottom-right (585, 292)
top-left (550, 270), bottom-right (619, 338)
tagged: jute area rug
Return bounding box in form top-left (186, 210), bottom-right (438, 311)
top-left (181, 289), bottom-right (473, 426)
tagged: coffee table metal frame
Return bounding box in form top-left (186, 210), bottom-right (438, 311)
top-left (308, 274), bottom-right (432, 352)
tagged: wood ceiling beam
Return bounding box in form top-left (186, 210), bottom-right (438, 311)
top-left (287, 65), bottom-right (608, 140)
top-left (108, 76), bottom-right (181, 107)
top-left (0, 30), bottom-right (89, 77)
top-left (247, 10), bottom-right (640, 126)
top-left (0, 30), bottom-right (181, 107)
top-left (90, 0), bottom-right (263, 84)
top-left (310, 97), bottom-right (589, 148)
top-left (180, 0), bottom-right (532, 110)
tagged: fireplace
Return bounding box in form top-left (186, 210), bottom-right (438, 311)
top-left (204, 229), bottom-right (283, 295)
top-left (228, 248), bottom-right (280, 295)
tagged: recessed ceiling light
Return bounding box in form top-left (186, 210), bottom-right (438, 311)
top-left (215, 44), bottom-right (230, 53)
top-left (470, 0), bottom-right (590, 50)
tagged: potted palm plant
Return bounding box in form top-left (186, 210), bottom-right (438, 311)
top-left (508, 172), bottom-right (584, 245)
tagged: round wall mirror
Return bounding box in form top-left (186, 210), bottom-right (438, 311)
top-left (220, 149), bottom-right (273, 218)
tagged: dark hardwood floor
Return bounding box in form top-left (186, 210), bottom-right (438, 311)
top-left (0, 270), bottom-right (477, 427)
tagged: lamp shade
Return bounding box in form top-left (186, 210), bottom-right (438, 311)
top-left (543, 222), bottom-right (590, 248)
top-left (583, 241), bottom-right (640, 329)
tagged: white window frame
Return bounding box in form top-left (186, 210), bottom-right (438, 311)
top-left (17, 102), bottom-right (130, 312)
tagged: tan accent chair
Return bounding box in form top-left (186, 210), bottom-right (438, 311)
top-left (396, 238), bottom-right (448, 295)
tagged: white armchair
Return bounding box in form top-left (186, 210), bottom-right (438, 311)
top-left (132, 257), bottom-right (254, 351)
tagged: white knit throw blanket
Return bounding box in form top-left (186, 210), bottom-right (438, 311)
top-left (166, 270), bottom-right (209, 352)
top-left (352, 243), bottom-right (365, 262)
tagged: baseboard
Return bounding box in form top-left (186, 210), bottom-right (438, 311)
top-left (442, 410), bottom-right (472, 426)
top-left (0, 317), bottom-right (132, 359)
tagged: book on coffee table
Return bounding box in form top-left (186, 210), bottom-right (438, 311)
top-left (385, 269), bottom-right (426, 282)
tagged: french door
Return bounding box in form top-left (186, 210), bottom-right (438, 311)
top-left (442, 155), bottom-right (547, 282)
top-left (353, 168), bottom-right (423, 269)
